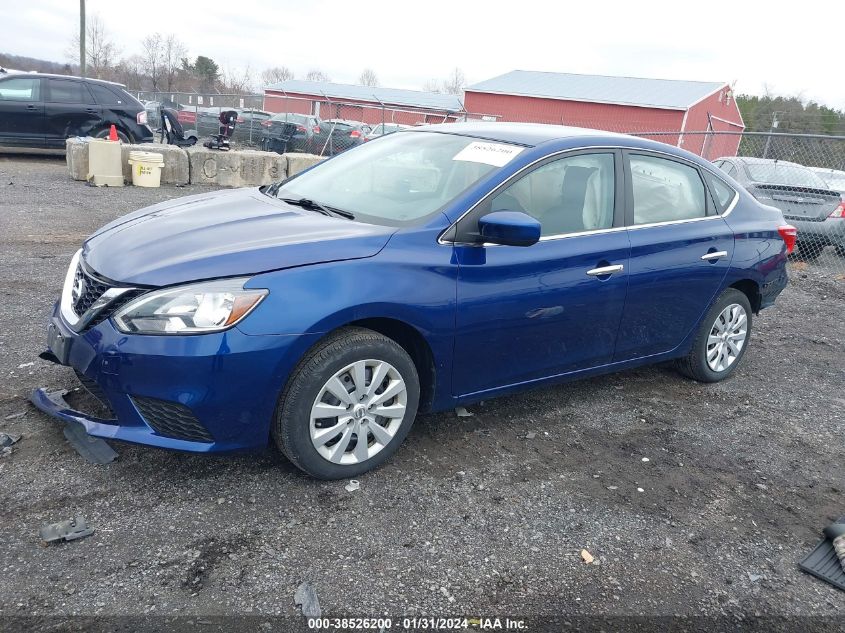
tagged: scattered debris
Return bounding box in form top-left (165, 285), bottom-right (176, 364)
top-left (641, 457), bottom-right (650, 462)
top-left (748, 573), bottom-right (763, 583)
top-left (606, 486), bottom-right (618, 491)
top-left (4, 412), bottom-right (26, 421)
top-left (18, 362), bottom-right (35, 369)
top-left (581, 549), bottom-right (594, 564)
top-left (800, 515), bottom-right (845, 591)
top-left (294, 582), bottom-right (321, 618)
top-left (755, 483), bottom-right (768, 491)
top-left (637, 487), bottom-right (645, 493)
top-left (439, 586), bottom-right (455, 603)
top-left (63, 422), bottom-right (117, 464)
top-left (0, 432), bottom-right (21, 447)
top-left (217, 497), bottom-right (226, 505)
top-left (39, 517), bottom-right (94, 544)
top-left (525, 431), bottom-right (536, 440)
top-left (345, 479), bottom-right (360, 493)
top-left (454, 407), bottom-right (473, 418)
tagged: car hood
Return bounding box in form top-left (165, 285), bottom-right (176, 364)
top-left (83, 188), bottom-right (395, 286)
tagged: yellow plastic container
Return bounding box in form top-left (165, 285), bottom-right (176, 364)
top-left (128, 151), bottom-right (164, 187)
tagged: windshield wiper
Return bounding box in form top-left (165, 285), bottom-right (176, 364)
top-left (278, 197), bottom-right (355, 220)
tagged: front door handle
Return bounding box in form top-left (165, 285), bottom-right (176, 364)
top-left (701, 250), bottom-right (728, 261)
top-left (586, 264), bottom-right (624, 277)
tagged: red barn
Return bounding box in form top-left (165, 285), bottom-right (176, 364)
top-left (464, 70), bottom-right (745, 159)
top-left (263, 80), bottom-right (465, 127)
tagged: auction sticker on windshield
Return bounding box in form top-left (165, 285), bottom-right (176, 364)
top-left (453, 141), bottom-right (523, 167)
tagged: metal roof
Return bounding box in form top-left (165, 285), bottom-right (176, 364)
top-left (415, 121), bottom-right (626, 146)
top-left (264, 80), bottom-right (464, 112)
top-left (466, 70), bottom-right (726, 111)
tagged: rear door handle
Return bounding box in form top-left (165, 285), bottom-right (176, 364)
top-left (26, 104), bottom-right (37, 110)
top-left (586, 264), bottom-right (624, 277)
top-left (701, 251), bottom-right (728, 261)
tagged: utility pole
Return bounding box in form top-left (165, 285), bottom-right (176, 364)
top-left (79, 0), bottom-right (86, 77)
top-left (763, 111), bottom-right (780, 159)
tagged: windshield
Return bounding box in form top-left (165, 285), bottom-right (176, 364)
top-left (745, 163), bottom-right (828, 188)
top-left (275, 131), bottom-right (525, 225)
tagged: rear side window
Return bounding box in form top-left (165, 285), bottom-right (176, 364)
top-left (47, 79), bottom-right (93, 104)
top-left (630, 154), bottom-right (706, 225)
top-left (704, 173), bottom-right (736, 213)
top-left (89, 83), bottom-right (123, 105)
top-left (0, 77), bottom-right (41, 101)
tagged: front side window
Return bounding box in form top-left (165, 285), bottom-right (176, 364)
top-left (0, 77), bottom-right (41, 101)
top-left (630, 154), bottom-right (706, 225)
top-left (276, 132), bottom-right (525, 225)
top-left (490, 153), bottom-right (616, 236)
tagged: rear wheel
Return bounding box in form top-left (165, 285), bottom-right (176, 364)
top-left (676, 288), bottom-right (752, 383)
top-left (273, 327), bottom-right (420, 479)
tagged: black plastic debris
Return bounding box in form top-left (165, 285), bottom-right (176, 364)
top-left (799, 515), bottom-right (845, 592)
top-left (63, 421), bottom-right (117, 465)
top-left (39, 517), bottom-right (94, 544)
top-left (0, 432), bottom-right (20, 447)
top-left (294, 582), bottom-right (321, 618)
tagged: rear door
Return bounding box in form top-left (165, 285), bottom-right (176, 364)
top-left (44, 77), bottom-right (102, 147)
top-left (613, 151), bottom-right (734, 361)
top-left (0, 76), bottom-right (45, 147)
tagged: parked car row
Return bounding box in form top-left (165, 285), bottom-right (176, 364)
top-left (713, 157), bottom-right (845, 258)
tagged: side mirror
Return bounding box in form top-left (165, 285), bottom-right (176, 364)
top-left (477, 211), bottom-right (541, 247)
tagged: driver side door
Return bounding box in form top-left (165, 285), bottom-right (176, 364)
top-left (450, 150), bottom-right (631, 397)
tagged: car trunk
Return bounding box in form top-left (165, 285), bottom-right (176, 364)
top-left (748, 183), bottom-right (841, 222)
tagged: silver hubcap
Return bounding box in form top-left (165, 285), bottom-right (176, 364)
top-left (706, 303), bottom-right (748, 372)
top-left (309, 359), bottom-right (407, 465)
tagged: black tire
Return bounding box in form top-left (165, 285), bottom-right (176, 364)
top-left (675, 288), bottom-right (753, 383)
top-left (273, 327), bottom-right (420, 479)
top-left (94, 126), bottom-right (131, 143)
top-left (795, 241), bottom-right (824, 260)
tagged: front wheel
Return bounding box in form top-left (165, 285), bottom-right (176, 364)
top-left (273, 327), bottom-right (420, 479)
top-left (94, 126), bottom-right (130, 143)
top-left (675, 288), bottom-right (752, 383)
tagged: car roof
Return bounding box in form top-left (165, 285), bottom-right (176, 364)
top-left (0, 72), bottom-right (126, 88)
top-left (415, 121), bottom-right (627, 147)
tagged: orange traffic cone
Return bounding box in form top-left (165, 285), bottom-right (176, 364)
top-left (108, 124), bottom-right (118, 142)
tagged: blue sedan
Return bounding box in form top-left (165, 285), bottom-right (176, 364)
top-left (34, 123), bottom-right (795, 479)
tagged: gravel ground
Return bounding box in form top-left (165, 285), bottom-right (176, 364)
top-left (0, 155), bottom-right (844, 629)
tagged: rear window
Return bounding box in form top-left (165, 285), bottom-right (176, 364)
top-left (745, 163), bottom-right (828, 188)
top-left (271, 113), bottom-right (308, 124)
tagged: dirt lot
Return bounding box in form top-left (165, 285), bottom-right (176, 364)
top-left (0, 155), bottom-right (844, 629)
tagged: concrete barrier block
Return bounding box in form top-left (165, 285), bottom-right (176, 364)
top-left (285, 153), bottom-right (325, 177)
top-left (187, 148), bottom-right (287, 187)
top-left (121, 144), bottom-right (189, 186)
top-left (66, 137), bottom-right (89, 181)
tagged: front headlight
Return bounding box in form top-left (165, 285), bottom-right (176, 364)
top-left (113, 278), bottom-right (267, 335)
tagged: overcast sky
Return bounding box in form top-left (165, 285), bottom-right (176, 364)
top-left (3, 0), bottom-right (843, 107)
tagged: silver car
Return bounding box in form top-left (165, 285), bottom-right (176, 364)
top-left (714, 157), bottom-right (845, 259)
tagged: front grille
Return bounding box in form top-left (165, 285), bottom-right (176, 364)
top-left (74, 369), bottom-right (110, 407)
top-left (72, 264), bottom-right (111, 316)
top-left (131, 396), bottom-right (215, 443)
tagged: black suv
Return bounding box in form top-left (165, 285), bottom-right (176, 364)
top-left (0, 73), bottom-right (154, 149)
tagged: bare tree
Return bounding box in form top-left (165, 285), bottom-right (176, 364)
top-left (220, 65), bottom-right (254, 94)
top-left (141, 33), bottom-right (163, 91)
top-left (68, 14), bottom-right (119, 79)
top-left (358, 68), bottom-right (379, 87)
top-left (422, 79), bottom-right (442, 93)
top-left (305, 69), bottom-right (330, 82)
top-left (162, 34), bottom-right (187, 92)
top-left (113, 54), bottom-right (145, 90)
top-left (442, 67), bottom-right (466, 95)
top-left (261, 66), bottom-right (294, 86)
